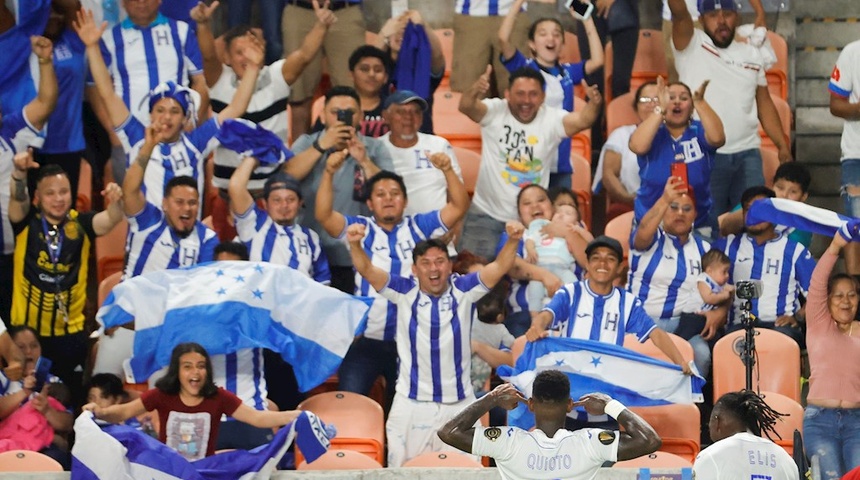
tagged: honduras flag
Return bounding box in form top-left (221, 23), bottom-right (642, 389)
top-left (71, 410), bottom-right (332, 479)
top-left (97, 261), bottom-right (371, 391)
top-left (746, 198), bottom-right (850, 237)
top-left (498, 337), bottom-right (705, 429)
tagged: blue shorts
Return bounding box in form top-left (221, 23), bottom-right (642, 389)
top-left (841, 159), bottom-right (860, 216)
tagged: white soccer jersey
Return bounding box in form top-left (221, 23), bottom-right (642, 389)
top-left (124, 202), bottom-right (218, 278)
top-left (628, 228), bottom-right (710, 320)
top-left (472, 426), bottom-right (619, 480)
top-left (210, 60), bottom-right (291, 191)
top-left (234, 206), bottom-right (330, 284)
top-left (380, 272), bottom-right (489, 403)
top-left (545, 281), bottom-right (657, 345)
top-left (716, 232), bottom-right (814, 326)
top-left (210, 349), bottom-right (268, 411)
top-left (693, 432), bottom-right (799, 480)
top-left (455, 0), bottom-right (518, 15)
top-left (829, 39), bottom-right (860, 160)
top-left (0, 110), bottom-right (44, 255)
top-left (674, 29), bottom-right (767, 153)
top-left (342, 212), bottom-right (447, 341)
top-left (99, 15), bottom-right (203, 125)
top-left (382, 132), bottom-right (463, 217)
top-left (116, 116), bottom-right (219, 217)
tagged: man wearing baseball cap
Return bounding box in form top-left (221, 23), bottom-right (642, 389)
top-left (228, 157), bottom-right (330, 283)
top-left (526, 235), bottom-right (691, 430)
top-left (381, 90), bottom-right (464, 219)
top-left (668, 0), bottom-right (790, 219)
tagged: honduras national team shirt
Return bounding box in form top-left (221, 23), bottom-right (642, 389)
top-left (501, 50), bottom-right (585, 175)
top-left (124, 202), bottom-right (218, 278)
top-left (544, 281), bottom-right (657, 345)
top-left (211, 349), bottom-right (268, 413)
top-left (0, 110), bottom-right (45, 255)
top-left (116, 115), bottom-right (219, 217)
top-left (381, 272), bottom-right (489, 403)
top-left (98, 13), bottom-right (203, 125)
top-left (342, 212), bottom-right (447, 342)
top-left (635, 120), bottom-right (716, 228)
top-left (235, 206), bottom-right (330, 284)
top-left (628, 227), bottom-right (710, 321)
top-left (715, 232), bottom-right (814, 326)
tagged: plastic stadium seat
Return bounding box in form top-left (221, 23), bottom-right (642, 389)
top-left (77, 159), bottom-right (92, 212)
top-left (603, 210), bottom-right (634, 260)
top-left (657, 438), bottom-right (700, 463)
top-left (574, 188), bottom-right (592, 232)
top-left (606, 93), bottom-right (639, 136)
top-left (571, 94), bottom-right (591, 162)
top-left (765, 31), bottom-right (788, 99)
top-left (0, 450), bottom-right (63, 472)
top-left (758, 390), bottom-right (804, 455)
top-left (305, 373), bottom-right (387, 411)
top-left (571, 152), bottom-right (592, 193)
top-left (433, 88), bottom-right (481, 153)
top-left (98, 271), bottom-right (123, 307)
top-left (623, 332), bottom-right (695, 365)
top-left (613, 450), bottom-right (693, 469)
top-left (295, 391), bottom-right (385, 466)
top-left (629, 403), bottom-right (701, 454)
top-left (403, 451), bottom-right (484, 468)
top-left (297, 449), bottom-right (383, 470)
top-left (452, 146), bottom-right (481, 196)
top-left (605, 30), bottom-right (667, 104)
top-left (761, 148), bottom-right (779, 188)
top-left (759, 94), bottom-right (791, 153)
top-left (712, 329), bottom-right (801, 403)
top-left (96, 218), bottom-right (127, 283)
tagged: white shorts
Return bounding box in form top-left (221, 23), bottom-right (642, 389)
top-left (386, 393), bottom-right (480, 467)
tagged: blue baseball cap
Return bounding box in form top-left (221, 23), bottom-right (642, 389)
top-left (698, 0), bottom-right (737, 13)
top-left (383, 90), bottom-right (428, 111)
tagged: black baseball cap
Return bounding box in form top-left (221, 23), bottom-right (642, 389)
top-left (263, 171), bottom-right (302, 200)
top-left (383, 90), bottom-right (429, 111)
top-left (585, 235), bottom-right (624, 261)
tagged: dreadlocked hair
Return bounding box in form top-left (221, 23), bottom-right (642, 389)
top-left (717, 390), bottom-right (787, 440)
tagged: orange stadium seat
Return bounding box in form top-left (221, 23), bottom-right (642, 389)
top-left (0, 450), bottom-right (63, 472)
top-left (571, 152), bottom-right (591, 193)
top-left (623, 332), bottom-right (694, 365)
top-left (712, 328), bottom-right (801, 403)
top-left (759, 94), bottom-right (791, 153)
top-left (574, 188), bottom-right (592, 232)
top-left (606, 93), bottom-right (639, 137)
top-left (604, 210), bottom-right (634, 260)
top-left (452, 146), bottom-right (481, 196)
top-left (96, 218), bottom-right (127, 283)
top-left (758, 390), bottom-right (804, 455)
top-left (403, 451), bottom-right (484, 468)
top-left (433, 88), bottom-right (481, 154)
top-left (295, 391), bottom-right (385, 466)
top-left (571, 95), bottom-right (591, 162)
top-left (765, 31), bottom-right (788, 99)
top-left (605, 30), bottom-right (667, 104)
top-left (297, 449), bottom-right (383, 470)
top-left (629, 403), bottom-right (701, 449)
top-left (98, 271), bottom-right (123, 307)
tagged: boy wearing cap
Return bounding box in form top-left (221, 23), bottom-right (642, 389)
top-left (228, 156), bottom-right (330, 283)
top-left (526, 234), bottom-right (691, 429)
top-left (381, 90), bottom-right (464, 217)
top-left (668, 0), bottom-right (791, 218)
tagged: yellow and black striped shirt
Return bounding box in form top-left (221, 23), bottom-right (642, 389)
top-left (11, 210), bottom-right (95, 337)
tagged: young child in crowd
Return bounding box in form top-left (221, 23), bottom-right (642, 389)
top-left (696, 249), bottom-right (736, 311)
top-left (470, 285), bottom-right (515, 395)
top-left (524, 203), bottom-right (582, 308)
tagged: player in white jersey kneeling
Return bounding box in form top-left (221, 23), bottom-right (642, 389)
top-left (694, 390), bottom-right (799, 479)
top-left (438, 370), bottom-right (661, 480)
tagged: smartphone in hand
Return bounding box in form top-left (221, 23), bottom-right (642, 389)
top-left (566, 0), bottom-right (594, 21)
top-left (670, 162), bottom-right (689, 190)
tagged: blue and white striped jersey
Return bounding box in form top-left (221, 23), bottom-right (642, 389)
top-left (99, 14), bottom-right (203, 124)
top-left (124, 202), bottom-right (218, 278)
top-left (381, 272), bottom-right (489, 403)
top-left (342, 212), bottom-right (447, 341)
top-left (235, 206), bottom-right (330, 284)
top-left (628, 228), bottom-right (710, 320)
top-left (0, 110), bottom-right (44, 255)
top-left (715, 232), bottom-right (815, 326)
top-left (544, 281), bottom-right (657, 345)
top-left (455, 0), bottom-right (518, 15)
top-left (211, 349), bottom-right (268, 412)
top-left (115, 115), bottom-right (218, 217)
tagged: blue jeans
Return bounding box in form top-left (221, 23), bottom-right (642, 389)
top-left (458, 206), bottom-right (506, 261)
top-left (803, 405), bottom-right (860, 479)
top-left (653, 317), bottom-right (712, 376)
top-left (338, 336), bottom-right (398, 399)
top-left (227, 0), bottom-right (286, 64)
top-left (841, 159), bottom-right (860, 216)
top-left (709, 148), bottom-right (764, 217)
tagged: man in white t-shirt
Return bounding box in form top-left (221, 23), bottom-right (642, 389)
top-left (694, 390), bottom-right (799, 479)
top-left (669, 0), bottom-right (791, 221)
top-left (457, 66), bottom-right (601, 260)
top-left (438, 370), bottom-right (661, 480)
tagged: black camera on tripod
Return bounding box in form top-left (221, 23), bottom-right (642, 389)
top-left (735, 280), bottom-right (763, 300)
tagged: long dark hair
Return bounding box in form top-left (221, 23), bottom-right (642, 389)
top-left (154, 343), bottom-right (218, 398)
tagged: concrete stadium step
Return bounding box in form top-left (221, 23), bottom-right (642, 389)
top-left (796, 106), bottom-right (843, 135)
top-left (795, 18), bottom-right (860, 48)
top-left (792, 0), bottom-right (860, 17)
top-left (795, 134), bottom-right (842, 162)
top-left (795, 79), bottom-right (831, 107)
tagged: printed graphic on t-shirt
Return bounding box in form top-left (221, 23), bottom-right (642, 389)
top-left (165, 411), bottom-right (211, 461)
top-left (498, 126), bottom-right (543, 187)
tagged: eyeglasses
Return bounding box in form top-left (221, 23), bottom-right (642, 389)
top-left (669, 203), bottom-right (694, 213)
top-left (638, 97), bottom-right (659, 104)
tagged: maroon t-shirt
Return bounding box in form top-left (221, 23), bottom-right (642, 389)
top-left (140, 387), bottom-right (242, 460)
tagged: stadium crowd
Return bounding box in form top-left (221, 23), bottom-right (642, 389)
top-left (0, 0), bottom-right (858, 478)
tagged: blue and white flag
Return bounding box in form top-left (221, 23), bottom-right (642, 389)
top-left (498, 337), bottom-right (705, 430)
top-left (97, 261), bottom-right (371, 391)
top-left (747, 198), bottom-right (850, 237)
top-left (71, 410), bottom-right (332, 480)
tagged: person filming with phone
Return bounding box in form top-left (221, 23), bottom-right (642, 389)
top-left (629, 76), bottom-right (725, 240)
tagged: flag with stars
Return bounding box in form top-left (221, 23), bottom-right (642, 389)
top-left (97, 261), bottom-right (371, 391)
top-left (498, 337), bottom-right (704, 430)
